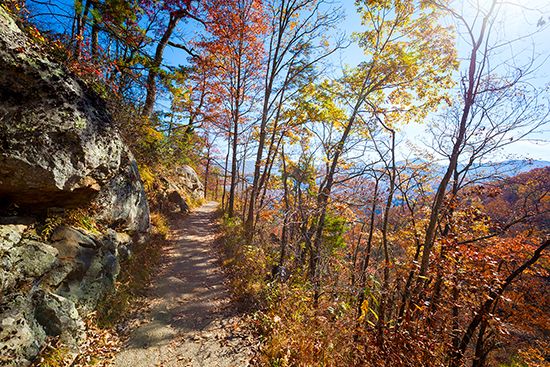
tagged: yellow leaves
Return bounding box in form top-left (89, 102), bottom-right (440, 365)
top-left (358, 299), bottom-right (369, 322)
top-left (142, 125), bottom-right (164, 144)
top-left (288, 19), bottom-right (298, 31)
top-left (27, 25), bottom-right (46, 44)
top-left (137, 164), bottom-right (155, 192)
top-left (289, 81), bottom-right (347, 130)
top-left (358, 298), bottom-right (379, 327)
top-left (352, 0), bottom-right (458, 127)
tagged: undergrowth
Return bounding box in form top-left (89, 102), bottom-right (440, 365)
top-left (95, 211), bottom-right (169, 327)
top-left (217, 217), bottom-right (371, 367)
top-left (218, 215), bottom-right (271, 310)
top-left (29, 337), bottom-right (71, 367)
top-left (38, 207), bottom-right (101, 241)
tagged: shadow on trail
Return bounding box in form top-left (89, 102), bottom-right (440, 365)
top-left (114, 202), bottom-right (250, 362)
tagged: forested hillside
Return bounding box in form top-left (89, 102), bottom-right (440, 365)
top-left (0, 0), bottom-right (548, 366)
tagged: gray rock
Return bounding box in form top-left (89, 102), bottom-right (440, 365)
top-left (156, 167), bottom-right (203, 215)
top-left (0, 7), bottom-right (151, 240)
top-left (175, 165), bottom-right (204, 201)
top-left (0, 6), bottom-right (123, 209)
top-left (167, 188), bottom-right (190, 214)
top-left (94, 158), bottom-right (150, 233)
top-left (0, 268), bottom-right (15, 294)
top-left (102, 228), bottom-right (118, 252)
top-left (118, 245), bottom-right (132, 261)
top-left (0, 294), bottom-right (46, 367)
top-left (45, 225), bottom-right (102, 288)
top-left (50, 225), bottom-right (98, 248)
top-left (33, 291), bottom-right (85, 351)
top-left (61, 251), bottom-right (113, 313)
top-left (103, 251), bottom-right (120, 280)
top-left (0, 7), bottom-right (153, 365)
top-left (0, 224), bottom-right (26, 253)
top-left (1, 237), bottom-right (57, 294)
top-left (115, 231), bottom-right (131, 246)
top-left (42, 262), bottom-right (76, 289)
top-left (44, 246), bottom-right (96, 289)
top-left (55, 232), bottom-right (122, 313)
top-left (14, 239), bottom-right (58, 278)
top-left (49, 226), bottom-right (98, 267)
top-left (46, 228), bottom-right (123, 311)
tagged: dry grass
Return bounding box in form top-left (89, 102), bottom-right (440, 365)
top-left (29, 337), bottom-right (71, 367)
top-left (151, 211), bottom-right (170, 237)
top-left (217, 215), bottom-right (271, 310)
top-left (95, 228), bottom-right (167, 327)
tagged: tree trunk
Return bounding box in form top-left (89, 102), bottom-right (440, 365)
top-left (418, 1), bottom-right (496, 278)
top-left (90, 8), bottom-right (99, 60)
top-left (73, 0), bottom-right (91, 58)
top-left (278, 144), bottom-right (290, 268)
top-left (142, 13), bottom-right (181, 119)
top-left (309, 107), bottom-right (360, 303)
top-left (222, 133), bottom-right (231, 211)
top-left (377, 127), bottom-right (396, 344)
top-left (204, 149), bottom-right (211, 199)
top-left (227, 116), bottom-right (239, 217)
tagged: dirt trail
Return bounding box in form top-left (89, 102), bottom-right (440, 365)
top-left (113, 202), bottom-right (254, 367)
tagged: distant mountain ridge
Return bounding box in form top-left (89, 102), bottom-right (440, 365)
top-left (475, 159), bottom-right (549, 173)
top-left (237, 158), bottom-right (549, 182)
top-left (453, 159), bottom-right (549, 180)
top-left (395, 159), bottom-right (549, 178)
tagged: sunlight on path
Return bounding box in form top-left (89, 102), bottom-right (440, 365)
top-left (113, 202), bottom-right (253, 367)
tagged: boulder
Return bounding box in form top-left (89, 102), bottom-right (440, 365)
top-left (0, 295), bottom-right (46, 367)
top-left (1, 230), bottom-right (58, 295)
top-left (0, 7), bottom-right (152, 365)
top-left (59, 250), bottom-right (118, 314)
top-left (94, 157), bottom-right (150, 233)
top-left (155, 166), bottom-right (203, 215)
top-left (45, 226), bottom-right (99, 288)
top-left (33, 291), bottom-right (85, 351)
top-left (161, 177), bottom-right (190, 214)
top-left (49, 228), bottom-right (121, 313)
top-left (0, 7), bottom-right (123, 209)
top-left (14, 239), bottom-right (58, 278)
top-left (50, 226), bottom-right (98, 249)
top-left (1, 225), bottom-right (27, 294)
top-left (167, 189), bottom-right (190, 213)
top-left (114, 231), bottom-right (131, 246)
top-left (175, 165), bottom-right (205, 201)
top-left (0, 224), bottom-right (26, 253)
top-left (0, 6), bottom-right (150, 236)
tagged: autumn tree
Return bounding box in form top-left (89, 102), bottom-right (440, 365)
top-left (244, 0), bottom-right (344, 237)
top-left (418, 0), bottom-right (549, 278)
top-left (140, 0), bottom-right (205, 119)
top-left (301, 0), bottom-right (456, 302)
top-left (193, 0), bottom-right (267, 217)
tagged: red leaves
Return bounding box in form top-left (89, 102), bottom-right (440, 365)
top-left (187, 0), bottom-right (267, 133)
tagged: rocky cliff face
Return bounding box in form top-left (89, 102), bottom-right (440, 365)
top-left (0, 7), bottom-right (149, 366)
